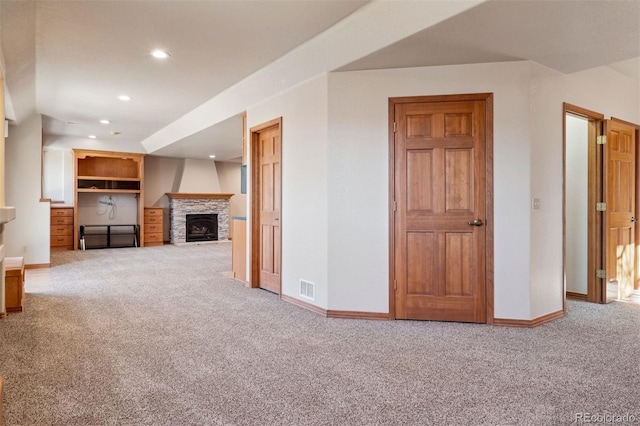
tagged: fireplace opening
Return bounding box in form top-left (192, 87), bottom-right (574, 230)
top-left (186, 214), bottom-right (218, 242)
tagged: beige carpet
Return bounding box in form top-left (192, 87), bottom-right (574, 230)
top-left (0, 243), bottom-right (639, 425)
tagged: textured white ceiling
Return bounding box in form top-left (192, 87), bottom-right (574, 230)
top-left (339, 0), bottom-right (640, 74)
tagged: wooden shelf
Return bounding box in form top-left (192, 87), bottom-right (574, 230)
top-left (77, 189), bottom-right (141, 194)
top-left (77, 175), bottom-right (141, 181)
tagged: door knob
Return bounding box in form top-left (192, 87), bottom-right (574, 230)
top-left (632, 217), bottom-right (637, 223)
top-left (468, 219), bottom-right (483, 226)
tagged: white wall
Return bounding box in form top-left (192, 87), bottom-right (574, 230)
top-left (77, 193), bottom-right (139, 226)
top-left (215, 161), bottom-right (246, 235)
top-left (144, 155), bottom-right (183, 207)
top-left (247, 75), bottom-right (329, 309)
top-left (4, 114), bottom-right (50, 264)
top-left (177, 158), bottom-right (221, 193)
top-left (327, 62), bottom-right (534, 316)
top-left (42, 147), bottom-right (73, 204)
top-left (528, 64), bottom-right (640, 318)
top-left (565, 114), bottom-right (589, 295)
top-left (324, 62), bottom-right (639, 318)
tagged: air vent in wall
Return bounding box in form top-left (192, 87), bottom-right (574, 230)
top-left (300, 279), bottom-right (315, 300)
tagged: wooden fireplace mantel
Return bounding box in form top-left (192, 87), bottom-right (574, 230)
top-left (165, 193), bottom-right (234, 200)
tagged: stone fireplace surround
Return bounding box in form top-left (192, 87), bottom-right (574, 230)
top-left (166, 193), bottom-right (233, 244)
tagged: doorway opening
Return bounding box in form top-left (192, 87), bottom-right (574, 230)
top-left (563, 103), bottom-right (640, 304)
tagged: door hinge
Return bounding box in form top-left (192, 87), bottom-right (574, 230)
top-left (393, 201), bottom-right (397, 212)
top-left (596, 269), bottom-right (606, 279)
top-left (597, 135), bottom-right (607, 145)
top-left (393, 122), bottom-right (397, 133)
top-left (394, 279), bottom-right (397, 290)
top-left (596, 202), bottom-right (607, 212)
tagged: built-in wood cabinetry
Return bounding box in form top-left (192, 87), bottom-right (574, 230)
top-left (50, 206), bottom-right (74, 251)
top-left (232, 217), bottom-right (246, 281)
top-left (73, 149), bottom-right (145, 250)
top-left (5, 256), bottom-right (24, 313)
top-left (144, 207), bottom-right (163, 247)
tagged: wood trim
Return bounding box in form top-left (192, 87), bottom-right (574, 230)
top-left (241, 112), bottom-right (247, 165)
top-left (390, 92), bottom-right (494, 105)
top-left (563, 103), bottom-right (605, 120)
top-left (484, 93), bottom-right (495, 324)
top-left (250, 117), bottom-right (281, 133)
top-left (72, 148), bottom-right (145, 161)
top-left (566, 291), bottom-right (588, 301)
top-left (281, 294), bottom-right (390, 320)
top-left (493, 310), bottom-right (565, 328)
top-left (250, 125), bottom-right (259, 289)
top-left (636, 126), bottom-right (640, 291)
top-left (165, 193), bottom-right (234, 200)
top-left (588, 117), bottom-right (601, 303)
top-left (25, 263), bottom-right (50, 270)
top-left (388, 98), bottom-right (396, 320)
top-left (326, 310), bottom-right (390, 320)
top-left (0, 377), bottom-right (3, 426)
top-left (280, 294), bottom-right (327, 316)
top-left (250, 117), bottom-right (283, 291)
top-left (388, 93), bottom-right (494, 324)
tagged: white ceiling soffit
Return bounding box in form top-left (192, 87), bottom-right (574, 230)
top-left (152, 113), bottom-right (243, 162)
top-left (34, 0), bottom-right (368, 148)
top-left (339, 0), bottom-right (640, 74)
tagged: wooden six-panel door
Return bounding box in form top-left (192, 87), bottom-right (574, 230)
top-left (252, 120), bottom-right (282, 294)
top-left (604, 119), bottom-right (637, 302)
top-left (392, 95), bottom-right (491, 323)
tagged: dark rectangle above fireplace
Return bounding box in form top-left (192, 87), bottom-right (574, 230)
top-left (186, 214), bottom-right (218, 242)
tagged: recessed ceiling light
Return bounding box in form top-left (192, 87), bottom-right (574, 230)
top-left (99, 119), bottom-right (111, 125)
top-left (117, 95), bottom-right (131, 101)
top-left (209, 155), bottom-right (216, 159)
top-left (151, 49), bottom-right (170, 59)
top-left (88, 135), bottom-right (97, 139)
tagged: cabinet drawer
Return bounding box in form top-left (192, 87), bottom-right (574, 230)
top-left (51, 208), bottom-right (73, 217)
top-left (144, 208), bottom-right (163, 217)
top-left (144, 215), bottom-right (162, 224)
top-left (51, 235), bottom-right (73, 246)
top-left (144, 232), bottom-right (163, 242)
top-left (51, 225), bottom-right (73, 236)
top-left (144, 223), bottom-right (162, 233)
top-left (51, 216), bottom-right (74, 225)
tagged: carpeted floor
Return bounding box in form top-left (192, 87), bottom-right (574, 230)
top-left (1, 243), bottom-right (639, 425)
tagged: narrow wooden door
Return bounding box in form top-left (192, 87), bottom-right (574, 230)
top-left (254, 123), bottom-right (281, 294)
top-left (392, 95), bottom-right (490, 322)
top-left (604, 119), bottom-right (636, 302)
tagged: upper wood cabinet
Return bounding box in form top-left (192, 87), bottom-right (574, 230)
top-left (74, 149), bottom-right (144, 194)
